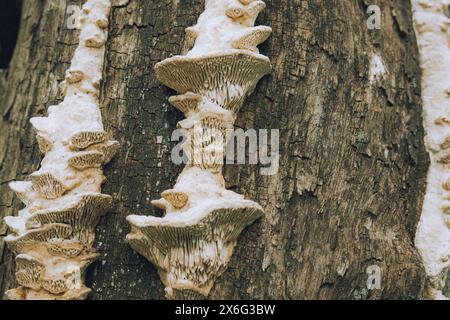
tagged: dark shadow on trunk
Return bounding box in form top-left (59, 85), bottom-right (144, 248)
top-left (0, 0), bottom-right (22, 69)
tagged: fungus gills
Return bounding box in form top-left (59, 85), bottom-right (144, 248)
top-left (3, 0), bottom-right (117, 300)
top-left (126, 0), bottom-right (272, 299)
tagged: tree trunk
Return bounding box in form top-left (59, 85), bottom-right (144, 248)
top-left (0, 0), bottom-right (430, 299)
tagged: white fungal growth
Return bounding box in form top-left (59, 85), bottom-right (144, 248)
top-left (186, 0), bottom-right (270, 56)
top-left (3, 0), bottom-right (117, 300)
top-left (368, 54), bottom-right (387, 83)
top-left (412, 0), bottom-right (450, 300)
top-left (126, 0), bottom-right (271, 299)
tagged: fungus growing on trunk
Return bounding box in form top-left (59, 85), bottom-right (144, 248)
top-left (413, 0), bottom-right (450, 300)
top-left (3, 0), bottom-right (117, 300)
top-left (126, 0), bottom-right (271, 299)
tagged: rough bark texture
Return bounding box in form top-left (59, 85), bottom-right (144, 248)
top-left (1, 0), bottom-right (430, 299)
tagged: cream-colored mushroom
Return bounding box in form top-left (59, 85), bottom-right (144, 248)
top-left (3, 0), bottom-right (117, 300)
top-left (126, 0), bottom-right (270, 299)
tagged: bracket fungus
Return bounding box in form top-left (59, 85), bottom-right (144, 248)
top-left (412, 0), bottom-right (450, 299)
top-left (3, 0), bottom-right (117, 300)
top-left (126, 0), bottom-right (271, 299)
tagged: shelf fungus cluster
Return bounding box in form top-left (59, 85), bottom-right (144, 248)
top-left (3, 0), bottom-right (117, 300)
top-left (126, 0), bottom-right (271, 299)
top-left (412, 0), bottom-right (450, 299)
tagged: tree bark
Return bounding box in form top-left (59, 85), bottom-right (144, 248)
top-left (0, 0), bottom-right (430, 299)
